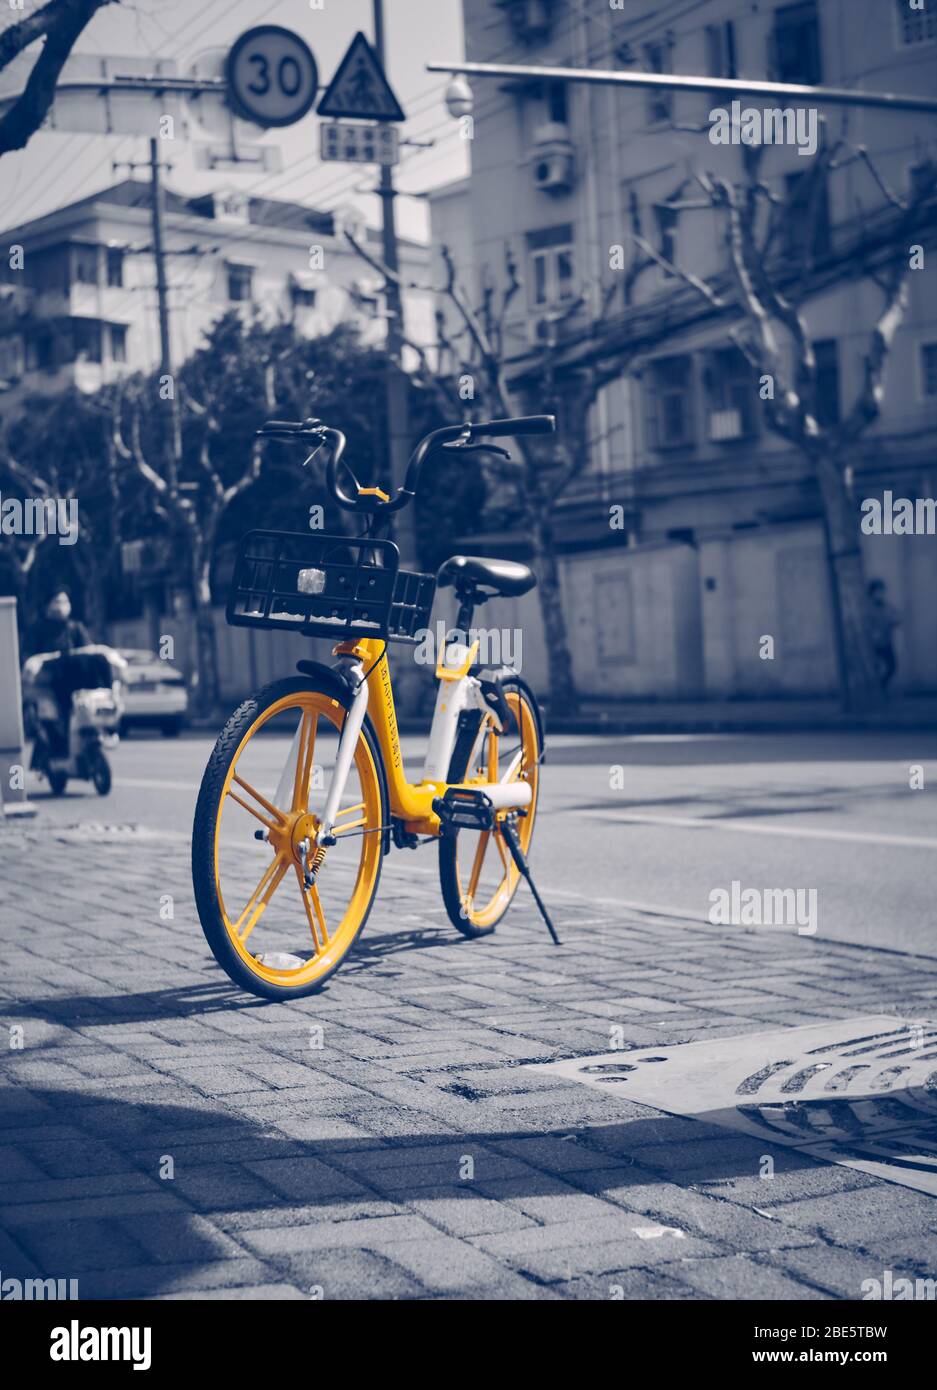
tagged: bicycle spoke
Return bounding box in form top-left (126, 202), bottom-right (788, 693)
top-left (234, 856), bottom-right (288, 940)
top-left (332, 816), bottom-right (367, 836)
top-left (467, 831), bottom-right (490, 900)
top-left (294, 864), bottom-right (321, 951)
top-left (231, 772), bottom-right (284, 827)
top-left (292, 711), bottom-right (318, 813)
top-left (310, 884), bottom-right (329, 945)
top-left (501, 748), bottom-right (524, 782)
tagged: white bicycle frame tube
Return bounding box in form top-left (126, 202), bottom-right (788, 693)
top-left (421, 663), bottom-right (491, 784)
top-left (316, 658), bottom-right (369, 843)
top-left (421, 656), bottom-right (532, 812)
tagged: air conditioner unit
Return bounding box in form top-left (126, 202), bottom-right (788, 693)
top-left (709, 407), bottom-right (744, 442)
top-left (530, 121), bottom-right (575, 194)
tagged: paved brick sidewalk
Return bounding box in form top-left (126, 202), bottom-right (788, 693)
top-left (2, 820), bottom-right (936, 1300)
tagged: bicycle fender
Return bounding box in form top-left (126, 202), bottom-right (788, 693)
top-left (479, 668), bottom-right (546, 758)
top-left (295, 660), bottom-right (355, 704)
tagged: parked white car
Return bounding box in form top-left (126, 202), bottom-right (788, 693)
top-left (117, 648), bottom-right (188, 737)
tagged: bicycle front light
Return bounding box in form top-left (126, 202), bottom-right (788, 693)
top-left (297, 567), bottom-right (326, 595)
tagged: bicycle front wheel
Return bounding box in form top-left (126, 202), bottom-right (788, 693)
top-left (192, 676), bottom-right (387, 1000)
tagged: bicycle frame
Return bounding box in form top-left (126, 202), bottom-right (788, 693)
top-left (305, 635), bottom-right (531, 843)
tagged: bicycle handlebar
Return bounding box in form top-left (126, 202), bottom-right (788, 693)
top-left (255, 413), bottom-right (555, 515)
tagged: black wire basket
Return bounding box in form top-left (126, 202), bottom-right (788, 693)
top-left (226, 530), bottom-right (436, 644)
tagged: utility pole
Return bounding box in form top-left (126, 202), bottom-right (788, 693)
top-left (373, 0), bottom-right (417, 569)
top-left (148, 137), bottom-right (180, 488)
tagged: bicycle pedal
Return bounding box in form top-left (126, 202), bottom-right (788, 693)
top-left (433, 787), bottom-right (496, 833)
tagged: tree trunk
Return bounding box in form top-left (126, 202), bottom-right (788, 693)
top-left (813, 452), bottom-right (883, 712)
top-left (189, 546), bottom-right (219, 717)
top-left (531, 510), bottom-right (577, 714)
top-left (73, 540), bottom-right (106, 639)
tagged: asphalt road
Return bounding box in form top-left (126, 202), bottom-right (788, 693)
top-left (26, 726), bottom-right (937, 958)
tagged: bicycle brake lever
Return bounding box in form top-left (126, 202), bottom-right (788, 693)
top-left (441, 441), bottom-right (512, 460)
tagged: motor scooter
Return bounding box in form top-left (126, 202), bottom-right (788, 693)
top-left (24, 647), bottom-right (124, 797)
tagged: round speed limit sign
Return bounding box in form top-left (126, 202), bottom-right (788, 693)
top-left (226, 26), bottom-right (318, 128)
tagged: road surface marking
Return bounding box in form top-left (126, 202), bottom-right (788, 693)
top-left (580, 808), bottom-right (937, 850)
top-left (120, 777), bottom-right (200, 792)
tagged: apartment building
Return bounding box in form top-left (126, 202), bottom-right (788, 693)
top-left (0, 179), bottom-right (434, 409)
top-left (430, 0), bottom-right (937, 699)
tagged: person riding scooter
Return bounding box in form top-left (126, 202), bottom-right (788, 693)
top-left (25, 588), bottom-right (93, 754)
top-left (23, 588), bottom-right (124, 796)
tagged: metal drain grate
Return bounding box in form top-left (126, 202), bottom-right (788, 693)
top-left (529, 1016), bottom-right (937, 1196)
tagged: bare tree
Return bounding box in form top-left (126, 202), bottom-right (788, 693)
top-left (0, 0), bottom-right (116, 157)
top-left (347, 232), bottom-right (633, 712)
top-left (624, 136), bottom-right (937, 710)
top-left (110, 377), bottom-right (262, 715)
top-left (0, 394), bottom-right (115, 632)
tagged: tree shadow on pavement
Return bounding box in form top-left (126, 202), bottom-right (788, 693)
top-left (0, 1084), bottom-right (869, 1300)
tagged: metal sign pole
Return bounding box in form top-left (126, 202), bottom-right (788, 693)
top-left (373, 0), bottom-right (416, 572)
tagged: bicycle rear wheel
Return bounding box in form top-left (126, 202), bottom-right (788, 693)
top-left (439, 677), bottom-right (541, 937)
top-left (192, 676), bottom-right (387, 1000)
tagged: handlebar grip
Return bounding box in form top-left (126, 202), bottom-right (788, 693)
top-left (473, 415), bottom-right (555, 439)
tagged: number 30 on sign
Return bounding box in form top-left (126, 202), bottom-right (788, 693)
top-left (226, 26), bottom-right (319, 128)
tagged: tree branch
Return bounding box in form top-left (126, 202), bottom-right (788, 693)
top-left (0, 0), bottom-right (118, 157)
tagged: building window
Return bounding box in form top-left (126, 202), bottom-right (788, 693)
top-left (814, 339), bottom-right (840, 426)
top-left (784, 170), bottom-right (831, 259)
top-left (29, 335), bottom-right (55, 371)
top-left (226, 262), bottom-right (254, 303)
top-left (357, 293), bottom-right (380, 317)
top-left (110, 324), bottom-right (128, 363)
top-left (527, 224), bottom-right (574, 308)
top-left (106, 247), bottom-right (124, 288)
top-left (30, 246), bottom-right (70, 293)
top-left (644, 39), bottom-right (673, 124)
top-left (706, 21), bottom-right (737, 78)
top-left (73, 245), bottom-right (99, 286)
top-left (73, 319), bottom-right (103, 363)
top-left (704, 347), bottom-right (758, 441)
top-left (895, 0), bottom-right (936, 46)
top-left (648, 354), bottom-right (695, 449)
top-left (654, 204), bottom-right (679, 271)
top-left (770, 1), bottom-right (822, 85)
top-left (920, 343), bottom-right (937, 398)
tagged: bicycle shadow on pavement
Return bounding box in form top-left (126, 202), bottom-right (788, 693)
top-left (0, 1084), bottom-right (875, 1299)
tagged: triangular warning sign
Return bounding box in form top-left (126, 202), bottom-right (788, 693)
top-left (317, 32), bottom-right (405, 123)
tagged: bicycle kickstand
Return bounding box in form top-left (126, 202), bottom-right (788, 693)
top-left (499, 816), bottom-right (561, 946)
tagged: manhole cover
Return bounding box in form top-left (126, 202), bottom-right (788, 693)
top-left (529, 1016), bottom-right (937, 1196)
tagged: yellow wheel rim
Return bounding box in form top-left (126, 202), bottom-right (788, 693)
top-left (453, 690), bottom-right (539, 929)
top-left (212, 691), bottom-right (382, 989)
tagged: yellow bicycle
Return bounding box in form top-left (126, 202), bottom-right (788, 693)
top-left (192, 413), bottom-right (559, 1000)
